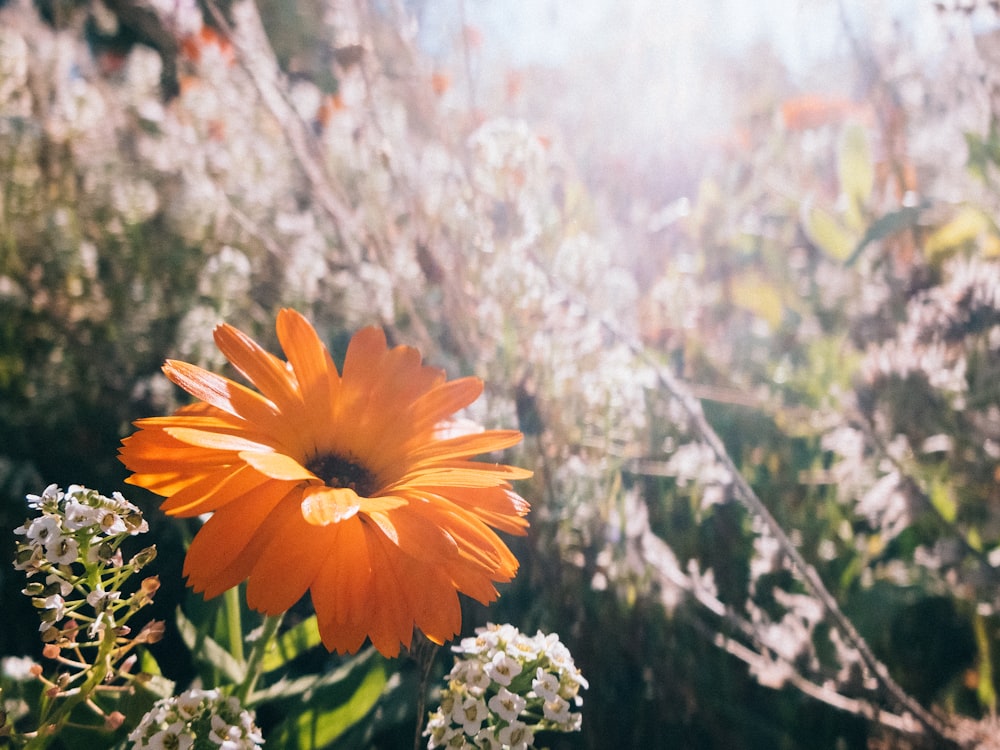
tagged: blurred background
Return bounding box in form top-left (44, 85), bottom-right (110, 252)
top-left (4, 0), bottom-right (1000, 747)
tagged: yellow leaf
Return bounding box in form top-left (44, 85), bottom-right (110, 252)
top-left (925, 205), bottom-right (992, 259)
top-left (731, 272), bottom-right (783, 329)
top-left (839, 123), bottom-right (874, 229)
top-left (804, 203), bottom-right (856, 261)
top-left (929, 478), bottom-right (957, 523)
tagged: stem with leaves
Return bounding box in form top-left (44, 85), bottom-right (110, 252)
top-left (533, 256), bottom-right (964, 748)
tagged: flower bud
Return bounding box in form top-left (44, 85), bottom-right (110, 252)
top-left (105, 711), bottom-right (126, 731)
top-left (130, 546), bottom-right (157, 571)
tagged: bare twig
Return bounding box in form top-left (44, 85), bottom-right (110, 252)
top-left (202, 0), bottom-right (362, 264)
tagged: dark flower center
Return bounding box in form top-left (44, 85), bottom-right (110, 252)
top-left (305, 452), bottom-right (376, 496)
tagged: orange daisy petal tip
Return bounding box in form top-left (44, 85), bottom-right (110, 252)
top-left (119, 309), bottom-right (531, 657)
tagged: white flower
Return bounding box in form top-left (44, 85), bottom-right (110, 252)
top-left (484, 651), bottom-right (521, 686)
top-left (487, 687), bottom-right (525, 722)
top-left (40, 593), bottom-right (66, 620)
top-left (558, 667), bottom-right (589, 699)
top-left (86, 587), bottom-right (121, 611)
top-left (508, 632), bottom-right (542, 660)
top-left (145, 723), bottom-right (193, 750)
top-left (26, 484), bottom-right (61, 510)
top-left (45, 573), bottom-right (73, 596)
top-left (46, 534), bottom-right (79, 565)
top-left (542, 695), bottom-right (572, 725)
top-left (497, 719), bottom-right (533, 750)
top-left (532, 668), bottom-right (560, 702)
top-left (63, 498), bottom-right (100, 530)
top-left (449, 658), bottom-right (491, 692)
top-left (1, 655), bottom-right (38, 680)
top-left (451, 696), bottom-right (487, 736)
top-left (426, 724), bottom-right (464, 749)
top-left (19, 515), bottom-right (62, 545)
top-left (454, 634), bottom-right (492, 656)
top-left (129, 688), bottom-right (262, 750)
top-left (473, 727), bottom-right (502, 750)
top-left (210, 714), bottom-right (244, 748)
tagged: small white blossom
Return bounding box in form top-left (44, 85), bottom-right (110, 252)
top-left (542, 695), bottom-right (572, 724)
top-left (426, 624), bottom-right (586, 749)
top-left (484, 651), bottom-right (521, 686)
top-left (451, 696), bottom-right (488, 735)
top-left (63, 498), bottom-right (101, 530)
top-left (532, 668), bottom-right (560, 701)
top-left (18, 515), bottom-right (62, 545)
top-left (46, 535), bottom-right (79, 565)
top-left (497, 719), bottom-right (533, 750)
top-left (1, 655), bottom-right (38, 680)
top-left (487, 686), bottom-right (526, 722)
top-left (129, 688), bottom-right (262, 750)
top-left (449, 658), bottom-right (491, 692)
top-left (473, 727), bottom-right (502, 750)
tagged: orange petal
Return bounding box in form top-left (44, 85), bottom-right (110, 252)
top-left (301, 486), bottom-right (361, 524)
top-left (245, 501), bottom-right (332, 614)
top-left (276, 309), bottom-right (338, 419)
top-left (160, 464), bottom-right (271, 516)
top-left (163, 427), bottom-right (274, 453)
top-left (364, 507), bottom-right (457, 564)
top-left (213, 322), bottom-right (303, 413)
top-left (164, 360), bottom-right (279, 427)
top-left (404, 430), bottom-right (525, 464)
top-left (406, 377), bottom-right (483, 432)
top-left (313, 517), bottom-right (374, 653)
top-left (392, 465), bottom-right (531, 489)
top-left (333, 327), bottom-right (387, 428)
top-left (301, 487), bottom-right (406, 525)
top-left (239, 450), bottom-right (315, 481)
top-left (183, 482), bottom-right (294, 595)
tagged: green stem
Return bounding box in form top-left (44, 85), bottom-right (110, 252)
top-left (23, 624), bottom-right (118, 750)
top-left (233, 613), bottom-right (283, 706)
top-left (223, 587), bottom-right (245, 665)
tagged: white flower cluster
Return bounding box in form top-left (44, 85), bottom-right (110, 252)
top-left (13, 484), bottom-right (153, 638)
top-left (128, 688), bottom-right (264, 750)
top-left (425, 624), bottom-right (587, 750)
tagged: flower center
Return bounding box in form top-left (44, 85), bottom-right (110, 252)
top-left (305, 452), bottom-right (376, 496)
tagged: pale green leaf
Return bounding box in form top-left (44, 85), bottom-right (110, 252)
top-left (928, 478), bottom-right (957, 524)
top-left (975, 612), bottom-right (997, 713)
top-left (175, 607), bottom-right (247, 684)
top-left (925, 205), bottom-right (992, 259)
top-left (838, 123), bottom-right (874, 228)
top-left (261, 615), bottom-right (323, 673)
top-left (731, 272), bottom-right (783, 329)
top-left (804, 203), bottom-right (855, 261)
top-left (271, 658), bottom-right (388, 749)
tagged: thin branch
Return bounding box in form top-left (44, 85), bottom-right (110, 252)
top-left (202, 0), bottom-right (362, 264)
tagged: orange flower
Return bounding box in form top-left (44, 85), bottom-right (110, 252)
top-left (119, 309), bottom-right (530, 656)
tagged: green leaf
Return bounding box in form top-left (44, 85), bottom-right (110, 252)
top-left (803, 202), bottom-right (855, 261)
top-left (838, 123), bottom-right (874, 229)
top-left (974, 612), bottom-right (997, 713)
top-left (176, 607), bottom-right (247, 685)
top-left (730, 271), bottom-right (783, 329)
top-left (137, 649), bottom-right (176, 700)
top-left (928, 478), bottom-right (957, 524)
top-left (261, 615), bottom-right (323, 673)
top-left (269, 654), bottom-right (389, 749)
top-left (845, 205), bottom-right (923, 266)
